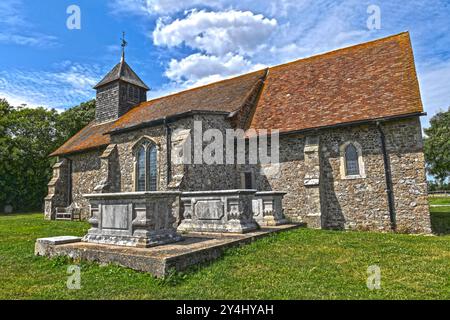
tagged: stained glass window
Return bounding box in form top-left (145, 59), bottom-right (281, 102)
top-left (136, 141), bottom-right (158, 191)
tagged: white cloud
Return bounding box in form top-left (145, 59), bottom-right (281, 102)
top-left (0, 62), bottom-right (102, 110)
top-left (153, 10), bottom-right (277, 56)
top-left (110, 0), bottom-right (223, 15)
top-left (417, 60), bottom-right (450, 127)
top-left (0, 0), bottom-right (58, 48)
top-left (0, 0), bottom-right (26, 27)
top-left (0, 32), bottom-right (58, 47)
top-left (165, 52), bottom-right (265, 85)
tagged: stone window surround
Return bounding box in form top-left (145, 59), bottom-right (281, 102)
top-left (339, 141), bottom-right (366, 180)
top-left (131, 136), bottom-right (161, 191)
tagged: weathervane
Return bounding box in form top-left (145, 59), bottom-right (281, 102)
top-left (121, 31), bottom-right (127, 62)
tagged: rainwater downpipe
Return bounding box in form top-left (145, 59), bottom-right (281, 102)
top-left (377, 121), bottom-right (396, 231)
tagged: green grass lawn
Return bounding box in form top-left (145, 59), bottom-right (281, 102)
top-left (1, 211), bottom-right (450, 300)
top-left (429, 197), bottom-right (450, 206)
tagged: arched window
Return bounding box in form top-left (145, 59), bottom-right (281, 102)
top-left (344, 143), bottom-right (360, 176)
top-left (135, 139), bottom-right (158, 191)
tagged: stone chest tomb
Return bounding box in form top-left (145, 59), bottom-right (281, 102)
top-left (83, 192), bottom-right (182, 247)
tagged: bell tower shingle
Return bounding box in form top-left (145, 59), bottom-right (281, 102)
top-left (93, 34), bottom-right (149, 123)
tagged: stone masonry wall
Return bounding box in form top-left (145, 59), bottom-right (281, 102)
top-left (318, 124), bottom-right (392, 231)
top-left (110, 123), bottom-right (169, 192)
top-left (383, 118), bottom-right (431, 233)
top-left (181, 114), bottom-right (239, 191)
top-left (68, 149), bottom-right (104, 218)
top-left (110, 114), bottom-right (239, 193)
top-left (254, 117), bottom-right (430, 233)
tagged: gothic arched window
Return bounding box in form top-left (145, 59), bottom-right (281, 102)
top-left (135, 139), bottom-right (158, 191)
top-left (344, 143), bottom-right (360, 176)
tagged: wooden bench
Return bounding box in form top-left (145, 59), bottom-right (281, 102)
top-left (55, 204), bottom-right (81, 221)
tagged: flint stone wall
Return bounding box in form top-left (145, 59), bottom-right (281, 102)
top-left (255, 117), bottom-right (430, 233)
top-left (69, 150), bottom-right (104, 219)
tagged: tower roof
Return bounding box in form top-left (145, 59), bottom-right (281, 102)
top-left (93, 59), bottom-right (150, 90)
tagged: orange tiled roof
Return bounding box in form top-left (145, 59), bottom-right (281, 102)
top-left (248, 32), bottom-right (423, 133)
top-left (50, 121), bottom-right (113, 156)
top-left (50, 32), bottom-right (423, 157)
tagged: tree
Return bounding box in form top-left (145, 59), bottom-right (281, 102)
top-left (0, 99), bottom-right (95, 212)
top-left (55, 100), bottom-right (95, 146)
top-left (424, 107), bottom-right (450, 186)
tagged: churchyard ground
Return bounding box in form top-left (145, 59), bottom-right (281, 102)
top-left (0, 196), bottom-right (449, 300)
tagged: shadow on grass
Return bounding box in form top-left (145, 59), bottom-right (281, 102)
top-left (430, 210), bottom-right (450, 235)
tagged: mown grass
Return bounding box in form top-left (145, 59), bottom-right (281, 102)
top-left (1, 212), bottom-right (450, 300)
top-left (429, 197), bottom-right (450, 205)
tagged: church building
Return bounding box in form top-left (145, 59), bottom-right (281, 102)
top-left (45, 32), bottom-right (431, 233)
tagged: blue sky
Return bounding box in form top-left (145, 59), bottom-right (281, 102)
top-left (0, 0), bottom-right (449, 127)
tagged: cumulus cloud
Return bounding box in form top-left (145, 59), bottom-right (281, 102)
top-left (165, 53), bottom-right (265, 85)
top-left (110, 0), bottom-right (223, 15)
top-left (153, 10), bottom-right (277, 56)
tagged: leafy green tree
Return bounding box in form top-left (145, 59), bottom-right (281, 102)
top-left (424, 107), bottom-right (450, 186)
top-left (0, 99), bottom-right (95, 212)
top-left (56, 100), bottom-right (95, 146)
